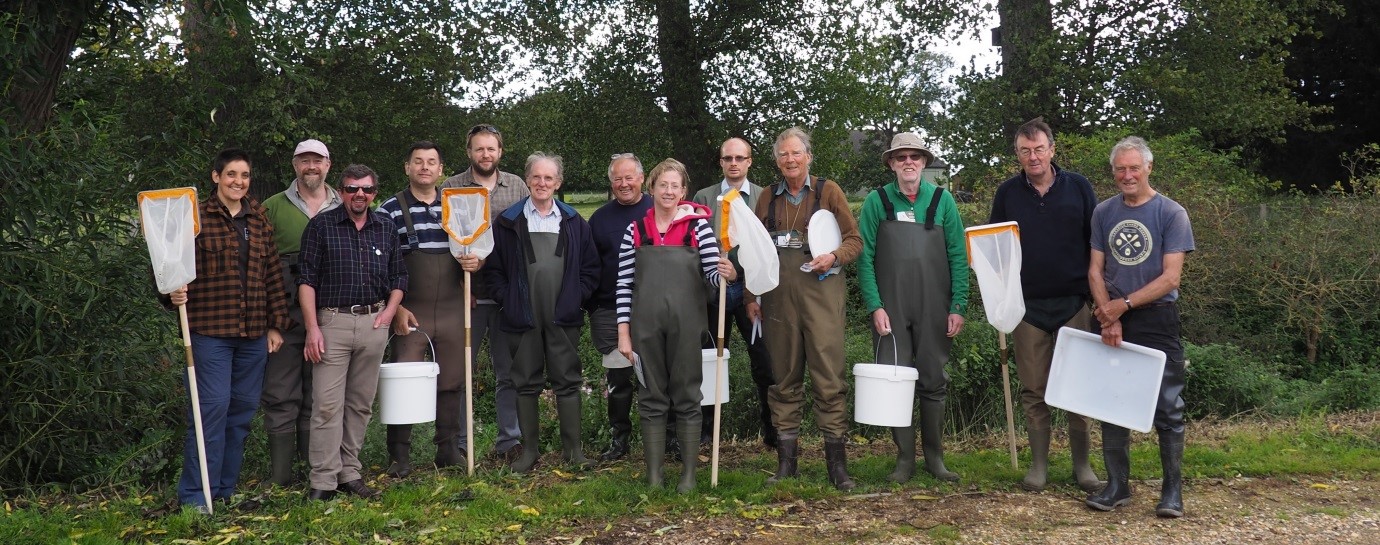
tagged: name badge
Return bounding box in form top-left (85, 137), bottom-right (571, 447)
top-left (897, 211), bottom-right (916, 223)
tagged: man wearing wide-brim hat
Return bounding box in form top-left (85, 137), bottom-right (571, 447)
top-left (856, 131), bottom-right (970, 483)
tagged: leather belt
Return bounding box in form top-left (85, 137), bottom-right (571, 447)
top-left (321, 301), bottom-right (385, 315)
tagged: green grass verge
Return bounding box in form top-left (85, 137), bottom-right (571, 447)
top-left (1, 415), bottom-right (1375, 544)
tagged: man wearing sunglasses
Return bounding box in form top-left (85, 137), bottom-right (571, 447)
top-left (692, 137), bottom-right (776, 450)
top-left (439, 124), bottom-right (530, 464)
top-left (297, 164), bottom-right (407, 501)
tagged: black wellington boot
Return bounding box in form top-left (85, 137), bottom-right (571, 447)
top-left (1086, 424), bottom-right (1133, 511)
top-left (510, 395), bottom-right (542, 474)
top-left (385, 425), bottom-right (413, 478)
top-left (886, 426), bottom-right (917, 483)
top-left (600, 379), bottom-right (633, 461)
top-left (824, 437), bottom-right (856, 491)
top-left (267, 432), bottom-right (297, 486)
top-left (556, 395), bottom-right (592, 470)
top-left (766, 433), bottom-right (799, 484)
top-left (1156, 430), bottom-right (1185, 518)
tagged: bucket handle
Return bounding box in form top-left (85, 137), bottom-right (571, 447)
top-left (385, 326), bottom-right (437, 363)
top-left (873, 334), bottom-right (901, 376)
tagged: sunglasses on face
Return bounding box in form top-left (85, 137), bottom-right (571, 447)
top-left (342, 185), bottom-right (377, 195)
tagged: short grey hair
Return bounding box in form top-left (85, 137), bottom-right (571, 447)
top-left (773, 126), bottom-right (812, 157)
top-left (1109, 136), bottom-right (1154, 166)
top-left (607, 153), bottom-right (643, 181)
top-left (525, 152), bottom-right (564, 181)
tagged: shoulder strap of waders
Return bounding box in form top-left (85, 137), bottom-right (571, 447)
top-left (764, 182), bottom-right (782, 231)
top-left (874, 185), bottom-right (896, 221)
top-left (924, 187), bottom-right (945, 231)
top-left (394, 190), bottom-right (420, 249)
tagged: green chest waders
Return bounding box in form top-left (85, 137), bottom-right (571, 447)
top-left (631, 243), bottom-right (708, 491)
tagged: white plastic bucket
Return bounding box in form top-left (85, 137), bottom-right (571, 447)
top-left (700, 348), bottom-right (730, 406)
top-left (378, 361), bottom-right (440, 424)
top-left (853, 364), bottom-right (919, 427)
top-left (853, 337), bottom-right (918, 427)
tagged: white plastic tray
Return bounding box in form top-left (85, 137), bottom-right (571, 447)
top-left (1045, 327), bottom-right (1167, 433)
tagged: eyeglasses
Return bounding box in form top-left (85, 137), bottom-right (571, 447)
top-left (1017, 146), bottom-right (1050, 158)
top-left (468, 124), bottom-right (500, 137)
top-left (342, 185), bottom-right (377, 195)
top-left (891, 152), bottom-right (928, 163)
top-left (720, 155), bottom-right (750, 163)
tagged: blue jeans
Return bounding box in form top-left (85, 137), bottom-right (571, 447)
top-left (178, 333), bottom-right (267, 507)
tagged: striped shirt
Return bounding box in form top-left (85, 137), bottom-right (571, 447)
top-left (184, 197), bottom-right (294, 337)
top-left (614, 217), bottom-right (721, 324)
top-left (297, 206), bottom-right (408, 308)
top-left (377, 190), bottom-right (449, 253)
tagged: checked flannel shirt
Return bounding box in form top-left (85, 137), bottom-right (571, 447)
top-left (297, 206), bottom-right (408, 308)
top-left (185, 197), bottom-right (295, 337)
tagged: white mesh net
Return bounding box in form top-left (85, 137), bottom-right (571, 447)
top-left (139, 188), bottom-right (199, 294)
top-left (966, 222), bottom-right (1025, 334)
top-left (442, 187), bottom-right (493, 259)
top-left (720, 191), bottom-right (779, 295)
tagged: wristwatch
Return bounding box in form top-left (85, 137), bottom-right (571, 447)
top-left (1123, 297), bottom-right (1133, 310)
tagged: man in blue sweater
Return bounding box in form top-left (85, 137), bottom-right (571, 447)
top-left (587, 154), bottom-right (653, 461)
top-left (987, 117), bottom-right (1102, 492)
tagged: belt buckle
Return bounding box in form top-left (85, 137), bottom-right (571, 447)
top-left (349, 304), bottom-right (369, 315)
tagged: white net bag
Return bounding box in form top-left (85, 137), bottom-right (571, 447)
top-left (138, 188), bottom-right (200, 294)
top-left (965, 221), bottom-right (1025, 334)
top-left (442, 187), bottom-right (493, 259)
top-left (719, 190), bottom-right (778, 295)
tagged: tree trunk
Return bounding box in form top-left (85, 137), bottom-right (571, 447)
top-left (2, 4), bottom-right (89, 133)
top-left (996, 0), bottom-right (1058, 134)
top-left (655, 0), bottom-right (718, 191)
top-left (181, 0), bottom-right (257, 146)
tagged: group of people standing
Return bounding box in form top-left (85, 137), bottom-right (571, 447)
top-left (163, 119), bottom-right (1192, 519)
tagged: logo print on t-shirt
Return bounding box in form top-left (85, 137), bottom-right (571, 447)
top-left (1110, 220), bottom-right (1153, 266)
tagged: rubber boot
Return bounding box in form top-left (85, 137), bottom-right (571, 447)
top-left (642, 421), bottom-right (667, 488)
top-left (600, 378), bottom-right (634, 461)
top-left (676, 420), bottom-right (700, 493)
top-left (1156, 430), bottom-right (1185, 518)
top-left (1086, 424), bottom-right (1132, 511)
top-left (296, 428), bottom-right (310, 471)
top-left (1070, 426), bottom-right (1104, 492)
top-left (886, 426), bottom-right (916, 483)
top-left (385, 425), bottom-right (413, 478)
top-left (766, 433), bottom-right (799, 484)
top-left (918, 400), bottom-right (960, 482)
top-left (267, 432), bottom-right (297, 486)
top-left (1021, 427), bottom-right (1051, 491)
top-left (510, 395), bottom-right (542, 474)
top-left (824, 437), bottom-right (856, 491)
top-left (758, 386), bottom-right (778, 449)
top-left (556, 395), bottom-right (591, 470)
top-left (434, 438), bottom-right (463, 469)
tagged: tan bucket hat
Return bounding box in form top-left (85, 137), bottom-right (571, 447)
top-left (882, 132), bottom-right (936, 165)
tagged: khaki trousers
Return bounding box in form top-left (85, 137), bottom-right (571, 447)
top-left (309, 310), bottom-right (387, 489)
top-left (1011, 305), bottom-right (1093, 432)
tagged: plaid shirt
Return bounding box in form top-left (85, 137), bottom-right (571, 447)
top-left (186, 197), bottom-right (294, 337)
top-left (441, 168), bottom-right (529, 221)
top-left (297, 206), bottom-right (408, 308)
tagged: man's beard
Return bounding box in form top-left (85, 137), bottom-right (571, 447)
top-left (472, 164), bottom-right (496, 177)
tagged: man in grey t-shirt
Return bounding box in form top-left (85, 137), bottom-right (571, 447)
top-left (1085, 136), bottom-right (1194, 519)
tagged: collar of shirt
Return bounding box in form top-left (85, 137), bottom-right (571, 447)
top-left (720, 179), bottom-right (753, 197)
top-left (773, 175), bottom-right (813, 195)
top-left (523, 197), bottom-right (563, 233)
top-left (331, 206), bottom-right (383, 228)
top-left (1021, 163), bottom-right (1063, 193)
top-left (285, 179), bottom-right (342, 215)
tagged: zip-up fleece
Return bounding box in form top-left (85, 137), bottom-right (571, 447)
top-left (483, 197), bottom-right (600, 333)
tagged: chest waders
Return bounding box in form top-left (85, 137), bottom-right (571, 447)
top-left (630, 240), bottom-right (708, 492)
top-left (760, 180), bottom-right (854, 490)
top-left (872, 186), bottom-right (960, 482)
top-left (509, 229), bottom-right (590, 472)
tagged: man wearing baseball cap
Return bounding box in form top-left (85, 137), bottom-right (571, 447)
top-left (857, 132), bottom-right (969, 484)
top-left (259, 138), bottom-right (343, 486)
